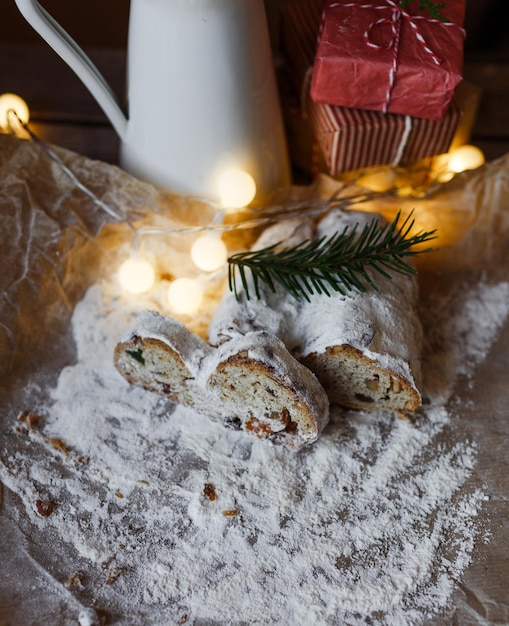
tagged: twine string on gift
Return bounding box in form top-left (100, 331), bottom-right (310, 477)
top-left (329, 1), bottom-right (465, 112)
top-left (392, 115), bottom-right (413, 166)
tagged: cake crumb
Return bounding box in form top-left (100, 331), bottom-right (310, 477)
top-left (105, 566), bottom-right (125, 586)
top-left (66, 571), bottom-right (85, 588)
top-left (203, 483), bottom-right (217, 501)
top-left (17, 410), bottom-right (42, 429)
top-left (35, 499), bottom-right (56, 517)
top-left (50, 438), bottom-right (69, 456)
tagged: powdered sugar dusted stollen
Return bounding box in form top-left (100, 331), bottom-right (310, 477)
top-left (295, 209), bottom-right (423, 413)
top-left (209, 209), bottom-right (423, 414)
top-left (205, 331), bottom-right (329, 449)
top-left (114, 311), bottom-right (329, 449)
top-left (114, 310), bottom-right (214, 415)
top-left (209, 219), bottom-right (310, 344)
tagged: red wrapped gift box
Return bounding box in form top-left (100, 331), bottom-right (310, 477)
top-left (310, 0), bottom-right (466, 121)
top-left (280, 0), bottom-right (462, 175)
top-left (307, 95), bottom-right (461, 175)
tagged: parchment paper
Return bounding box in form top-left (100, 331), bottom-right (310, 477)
top-left (1, 132), bottom-right (508, 625)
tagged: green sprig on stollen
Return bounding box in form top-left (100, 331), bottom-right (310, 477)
top-left (227, 211), bottom-right (437, 302)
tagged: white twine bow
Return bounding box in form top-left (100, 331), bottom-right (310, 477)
top-left (329, 1), bottom-right (465, 112)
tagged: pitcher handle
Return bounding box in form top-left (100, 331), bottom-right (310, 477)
top-left (14, 0), bottom-right (128, 139)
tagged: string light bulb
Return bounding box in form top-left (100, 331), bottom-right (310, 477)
top-left (118, 256), bottom-right (156, 294)
top-left (167, 278), bottom-right (203, 315)
top-left (447, 145), bottom-right (485, 174)
top-left (218, 168), bottom-right (256, 208)
top-left (0, 93), bottom-right (30, 133)
top-left (190, 234), bottom-right (228, 272)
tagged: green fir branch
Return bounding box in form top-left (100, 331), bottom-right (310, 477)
top-left (399, 0), bottom-right (450, 22)
top-left (227, 211), bottom-right (437, 302)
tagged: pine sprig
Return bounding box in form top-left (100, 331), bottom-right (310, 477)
top-left (227, 211), bottom-right (436, 301)
top-left (399, 0), bottom-right (450, 22)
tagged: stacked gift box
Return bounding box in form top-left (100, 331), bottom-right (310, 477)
top-left (279, 0), bottom-right (481, 179)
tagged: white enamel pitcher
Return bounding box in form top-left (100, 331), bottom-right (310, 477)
top-left (14, 0), bottom-right (291, 202)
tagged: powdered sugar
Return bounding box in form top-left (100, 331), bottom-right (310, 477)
top-left (2, 274), bottom-right (509, 625)
top-left (420, 279), bottom-right (509, 405)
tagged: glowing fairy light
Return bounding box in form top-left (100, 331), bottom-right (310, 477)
top-left (0, 93), bottom-right (30, 135)
top-left (190, 234), bottom-right (228, 272)
top-left (167, 278), bottom-right (204, 315)
top-left (358, 168), bottom-right (396, 193)
top-left (218, 169), bottom-right (256, 209)
top-left (118, 256), bottom-right (156, 294)
top-left (448, 145), bottom-right (485, 174)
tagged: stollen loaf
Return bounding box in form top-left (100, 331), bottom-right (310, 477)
top-left (208, 209), bottom-right (423, 414)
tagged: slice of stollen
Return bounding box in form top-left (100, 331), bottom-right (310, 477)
top-left (114, 311), bottom-right (329, 449)
top-left (114, 310), bottom-right (214, 415)
top-left (205, 331), bottom-right (329, 450)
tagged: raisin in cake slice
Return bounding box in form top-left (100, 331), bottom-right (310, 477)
top-left (114, 311), bottom-right (329, 449)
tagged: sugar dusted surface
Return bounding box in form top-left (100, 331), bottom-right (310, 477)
top-left (1, 272), bottom-right (508, 624)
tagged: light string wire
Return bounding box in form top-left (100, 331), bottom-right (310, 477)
top-left (8, 109), bottom-right (443, 245)
top-left (8, 109), bottom-right (136, 231)
top-left (134, 190), bottom-right (391, 239)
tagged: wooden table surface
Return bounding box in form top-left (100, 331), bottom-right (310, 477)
top-left (1, 42), bottom-right (508, 175)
